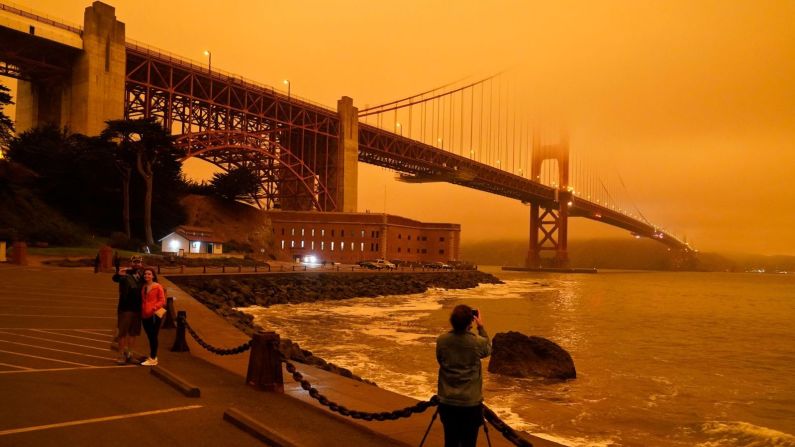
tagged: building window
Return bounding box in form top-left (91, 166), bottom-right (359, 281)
top-left (281, 228), bottom-right (285, 235)
top-left (290, 240), bottom-right (295, 248)
top-left (439, 237), bottom-right (445, 242)
top-left (341, 242), bottom-right (345, 251)
top-left (311, 229), bottom-right (315, 236)
top-left (332, 229), bottom-right (335, 237)
top-left (301, 240), bottom-right (305, 248)
top-left (398, 234), bottom-right (402, 239)
top-left (360, 230), bottom-right (365, 237)
top-left (439, 249), bottom-right (445, 254)
top-left (341, 230), bottom-right (345, 237)
top-left (321, 229), bottom-right (325, 237)
top-left (331, 242), bottom-right (335, 251)
top-left (281, 240), bottom-right (285, 249)
top-left (370, 243), bottom-right (374, 251)
top-left (375, 243), bottom-right (379, 251)
top-left (291, 228), bottom-right (295, 236)
top-left (360, 242), bottom-right (364, 251)
top-left (311, 241), bottom-right (315, 250)
top-left (422, 249), bottom-right (427, 254)
top-left (408, 235), bottom-right (412, 241)
top-left (301, 228), bottom-right (305, 236)
top-left (321, 241), bottom-right (325, 250)
top-left (408, 248), bottom-right (411, 253)
top-left (398, 247), bottom-right (401, 253)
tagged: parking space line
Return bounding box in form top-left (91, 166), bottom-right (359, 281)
top-left (0, 314), bottom-right (115, 319)
top-left (0, 364), bottom-right (135, 375)
top-left (0, 304), bottom-right (116, 311)
top-left (73, 329), bottom-right (114, 338)
top-left (30, 329), bottom-right (112, 343)
top-left (0, 405), bottom-right (204, 436)
top-left (0, 332), bottom-right (110, 351)
top-left (0, 362), bottom-right (32, 370)
top-left (0, 292), bottom-right (115, 301)
top-left (0, 349), bottom-right (90, 366)
top-left (0, 339), bottom-right (117, 361)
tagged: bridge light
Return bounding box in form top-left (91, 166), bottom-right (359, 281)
top-left (395, 122), bottom-right (402, 136)
top-left (203, 50), bottom-right (212, 72)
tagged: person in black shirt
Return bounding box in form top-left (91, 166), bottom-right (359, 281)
top-left (111, 256), bottom-right (144, 363)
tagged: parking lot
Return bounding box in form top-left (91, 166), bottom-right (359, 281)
top-left (0, 264), bottom-right (255, 447)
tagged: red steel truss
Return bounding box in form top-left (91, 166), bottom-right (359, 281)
top-left (124, 43), bottom-right (340, 211)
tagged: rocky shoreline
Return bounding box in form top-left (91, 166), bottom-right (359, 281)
top-left (169, 270), bottom-right (502, 383)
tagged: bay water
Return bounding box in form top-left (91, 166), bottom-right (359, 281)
top-left (243, 268), bottom-right (795, 446)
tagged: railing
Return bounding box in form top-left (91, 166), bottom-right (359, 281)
top-left (170, 308), bottom-right (535, 447)
top-left (0, 1), bottom-right (83, 35)
top-left (125, 38), bottom-right (335, 114)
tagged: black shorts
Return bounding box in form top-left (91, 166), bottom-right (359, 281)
top-left (117, 311), bottom-right (141, 337)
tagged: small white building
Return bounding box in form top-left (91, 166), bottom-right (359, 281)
top-left (160, 226), bottom-right (223, 256)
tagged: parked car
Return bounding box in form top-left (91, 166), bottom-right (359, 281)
top-left (359, 259), bottom-right (396, 270)
top-left (424, 261), bottom-right (452, 270)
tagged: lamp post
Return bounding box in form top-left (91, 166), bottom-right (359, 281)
top-left (282, 79), bottom-right (290, 101)
top-left (395, 122), bottom-right (402, 136)
top-left (203, 50), bottom-right (212, 73)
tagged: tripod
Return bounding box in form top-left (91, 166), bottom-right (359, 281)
top-left (418, 407), bottom-right (492, 447)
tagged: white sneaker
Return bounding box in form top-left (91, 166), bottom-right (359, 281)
top-left (141, 357), bottom-right (158, 366)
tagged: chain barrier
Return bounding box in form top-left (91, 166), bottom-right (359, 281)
top-left (281, 355), bottom-right (533, 446)
top-left (483, 406), bottom-right (534, 447)
top-left (183, 320), bottom-right (251, 355)
top-left (282, 356), bottom-right (439, 421)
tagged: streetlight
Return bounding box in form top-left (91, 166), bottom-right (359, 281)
top-left (203, 50), bottom-right (212, 73)
top-left (283, 79), bottom-right (291, 100)
top-left (395, 122), bottom-right (402, 136)
top-left (437, 137), bottom-right (443, 149)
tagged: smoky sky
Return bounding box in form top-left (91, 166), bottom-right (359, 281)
top-left (6, 0), bottom-right (795, 255)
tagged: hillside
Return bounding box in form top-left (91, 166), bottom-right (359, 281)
top-left (180, 194), bottom-right (274, 257)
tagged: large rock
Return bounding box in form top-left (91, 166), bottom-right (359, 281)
top-left (488, 331), bottom-right (576, 379)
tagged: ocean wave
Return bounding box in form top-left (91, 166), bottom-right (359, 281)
top-left (697, 421), bottom-right (795, 447)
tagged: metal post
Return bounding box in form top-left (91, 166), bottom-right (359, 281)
top-left (171, 310), bottom-right (190, 352)
top-left (161, 296), bottom-right (176, 329)
top-left (246, 331), bottom-right (284, 392)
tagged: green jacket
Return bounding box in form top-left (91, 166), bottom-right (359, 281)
top-left (436, 326), bottom-right (491, 407)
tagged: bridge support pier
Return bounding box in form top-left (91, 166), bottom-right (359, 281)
top-left (335, 96), bottom-right (359, 212)
top-left (15, 1), bottom-right (126, 136)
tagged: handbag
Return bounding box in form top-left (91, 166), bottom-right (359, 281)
top-left (154, 307), bottom-right (166, 319)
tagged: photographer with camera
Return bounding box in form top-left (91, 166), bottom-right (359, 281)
top-left (435, 305), bottom-right (492, 447)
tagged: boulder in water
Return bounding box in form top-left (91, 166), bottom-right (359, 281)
top-left (487, 331), bottom-right (576, 379)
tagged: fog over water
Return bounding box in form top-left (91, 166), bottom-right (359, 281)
top-left (244, 268), bottom-right (795, 446)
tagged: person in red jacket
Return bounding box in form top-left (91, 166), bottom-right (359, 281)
top-left (140, 268), bottom-right (166, 366)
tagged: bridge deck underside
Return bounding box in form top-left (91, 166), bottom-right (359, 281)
top-left (0, 26), bottom-right (78, 81)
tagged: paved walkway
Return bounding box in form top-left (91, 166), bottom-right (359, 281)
top-left (0, 263), bottom-right (563, 447)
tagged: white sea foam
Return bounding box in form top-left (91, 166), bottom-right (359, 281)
top-left (696, 421), bottom-right (795, 447)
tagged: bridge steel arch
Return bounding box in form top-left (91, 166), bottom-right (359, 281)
top-left (123, 42), bottom-right (345, 211)
top-left (175, 131), bottom-right (335, 211)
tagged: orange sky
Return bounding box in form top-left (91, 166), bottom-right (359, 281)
top-left (5, 0), bottom-right (795, 255)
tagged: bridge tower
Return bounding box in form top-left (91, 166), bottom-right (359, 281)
top-left (335, 96), bottom-right (359, 212)
top-left (527, 133), bottom-right (571, 268)
top-left (15, 1), bottom-right (125, 136)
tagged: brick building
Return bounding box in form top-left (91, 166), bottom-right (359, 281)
top-left (266, 211), bottom-right (460, 264)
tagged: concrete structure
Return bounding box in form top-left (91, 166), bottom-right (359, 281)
top-left (160, 225), bottom-right (223, 256)
top-left (336, 96), bottom-right (358, 213)
top-left (14, 2), bottom-right (126, 136)
top-left (267, 210), bottom-right (460, 264)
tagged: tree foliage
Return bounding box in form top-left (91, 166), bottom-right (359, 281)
top-left (210, 166), bottom-right (261, 202)
top-left (0, 84), bottom-right (14, 155)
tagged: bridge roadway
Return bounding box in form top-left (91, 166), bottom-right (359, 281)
top-left (0, 262), bottom-right (565, 447)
